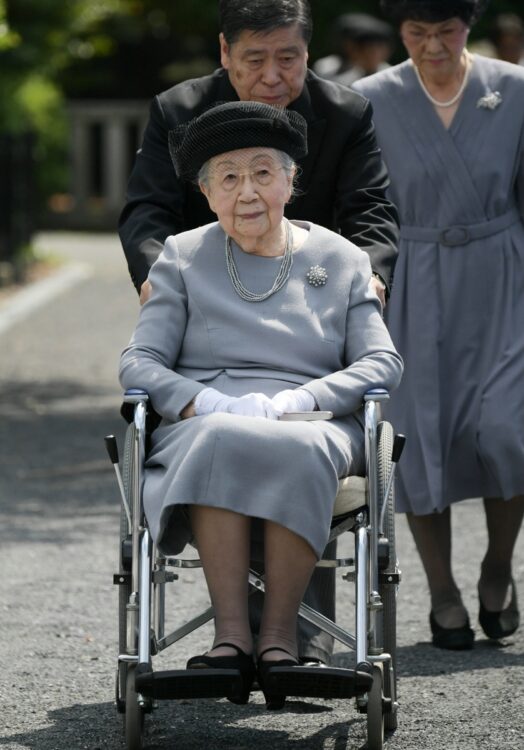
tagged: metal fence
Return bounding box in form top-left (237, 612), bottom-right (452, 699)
top-left (52, 100), bottom-right (149, 230)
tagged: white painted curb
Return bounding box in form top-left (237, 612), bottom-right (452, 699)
top-left (0, 263), bottom-right (92, 336)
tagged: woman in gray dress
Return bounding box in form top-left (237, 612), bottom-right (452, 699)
top-left (119, 100), bottom-right (402, 707)
top-left (354, 0), bottom-right (524, 649)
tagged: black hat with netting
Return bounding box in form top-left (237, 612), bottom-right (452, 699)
top-left (168, 101), bottom-right (308, 181)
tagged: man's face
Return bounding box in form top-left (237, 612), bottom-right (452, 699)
top-left (220, 24), bottom-right (308, 107)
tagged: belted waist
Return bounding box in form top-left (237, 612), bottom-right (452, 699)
top-left (400, 208), bottom-right (521, 246)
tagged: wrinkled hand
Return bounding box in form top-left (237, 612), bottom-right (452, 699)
top-left (271, 388), bottom-right (316, 416)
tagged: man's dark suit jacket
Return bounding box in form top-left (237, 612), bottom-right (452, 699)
top-left (119, 67), bottom-right (399, 293)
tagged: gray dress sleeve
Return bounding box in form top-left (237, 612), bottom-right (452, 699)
top-left (119, 238), bottom-right (205, 420)
top-left (517, 135), bottom-right (524, 220)
top-left (120, 226), bottom-right (403, 421)
top-left (301, 252), bottom-right (403, 415)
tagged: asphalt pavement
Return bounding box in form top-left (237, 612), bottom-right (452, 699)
top-left (0, 232), bottom-right (522, 750)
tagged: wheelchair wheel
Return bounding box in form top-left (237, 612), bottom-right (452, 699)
top-left (117, 423), bottom-right (135, 713)
top-left (125, 664), bottom-right (145, 750)
top-left (366, 664), bottom-right (385, 750)
top-left (377, 421), bottom-right (398, 731)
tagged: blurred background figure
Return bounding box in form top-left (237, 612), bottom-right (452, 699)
top-left (490, 13), bottom-right (524, 65)
top-left (313, 12), bottom-right (394, 86)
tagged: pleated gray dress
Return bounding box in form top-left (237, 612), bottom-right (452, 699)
top-left (354, 56), bottom-right (524, 514)
top-left (119, 221), bottom-right (403, 557)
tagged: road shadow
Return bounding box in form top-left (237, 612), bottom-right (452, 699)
top-left (0, 379), bottom-right (126, 544)
top-left (0, 698), bottom-right (372, 750)
top-left (396, 639), bottom-right (524, 676)
top-left (334, 640), bottom-right (524, 678)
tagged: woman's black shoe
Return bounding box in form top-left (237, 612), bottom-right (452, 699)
top-left (187, 642), bottom-right (255, 704)
top-left (478, 579), bottom-right (520, 640)
top-left (429, 611), bottom-right (475, 650)
top-left (257, 647), bottom-right (299, 710)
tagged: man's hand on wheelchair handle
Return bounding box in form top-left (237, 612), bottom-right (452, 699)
top-left (370, 275), bottom-right (386, 308)
top-left (140, 279), bottom-right (153, 305)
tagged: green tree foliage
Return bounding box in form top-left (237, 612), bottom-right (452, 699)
top-left (1, 0), bottom-right (522, 214)
top-left (0, 1), bottom-right (138, 199)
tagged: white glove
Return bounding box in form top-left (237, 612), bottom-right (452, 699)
top-left (194, 387), bottom-right (236, 416)
top-left (194, 388), bottom-right (278, 419)
top-left (271, 388), bottom-right (316, 416)
top-left (227, 393), bottom-right (279, 419)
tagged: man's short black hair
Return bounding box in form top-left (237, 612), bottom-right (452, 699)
top-left (218, 0), bottom-right (313, 45)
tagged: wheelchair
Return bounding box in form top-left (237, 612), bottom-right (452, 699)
top-left (105, 387), bottom-right (404, 750)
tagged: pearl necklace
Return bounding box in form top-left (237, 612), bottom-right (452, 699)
top-left (225, 220), bottom-right (293, 303)
top-left (413, 53), bottom-right (472, 108)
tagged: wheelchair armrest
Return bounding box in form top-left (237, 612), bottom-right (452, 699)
top-left (123, 388), bottom-right (149, 403)
top-left (363, 388), bottom-right (389, 403)
top-left (120, 388), bottom-right (161, 431)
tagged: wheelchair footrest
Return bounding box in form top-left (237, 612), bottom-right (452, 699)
top-left (134, 667), bottom-right (243, 700)
top-left (263, 665), bottom-right (373, 699)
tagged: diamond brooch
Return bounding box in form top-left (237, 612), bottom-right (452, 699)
top-left (306, 265), bottom-right (328, 287)
top-left (476, 91), bottom-right (502, 110)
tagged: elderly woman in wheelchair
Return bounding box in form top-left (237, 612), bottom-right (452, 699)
top-left (118, 101), bottom-right (403, 714)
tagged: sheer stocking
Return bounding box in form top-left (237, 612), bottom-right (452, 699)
top-left (189, 505), bottom-right (253, 657)
top-left (479, 495), bottom-right (524, 611)
top-left (406, 509), bottom-right (468, 628)
top-left (190, 507), bottom-right (318, 661)
top-left (257, 520), bottom-right (317, 662)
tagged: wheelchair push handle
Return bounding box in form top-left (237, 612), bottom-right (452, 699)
top-left (104, 434), bottom-right (119, 464)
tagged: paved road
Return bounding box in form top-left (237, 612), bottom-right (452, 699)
top-left (0, 232), bottom-right (522, 750)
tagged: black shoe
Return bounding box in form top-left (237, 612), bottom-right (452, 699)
top-left (187, 642), bottom-right (255, 704)
top-left (478, 579), bottom-right (520, 640)
top-left (298, 657), bottom-right (328, 667)
top-left (257, 647), bottom-right (299, 710)
top-left (429, 611), bottom-right (475, 650)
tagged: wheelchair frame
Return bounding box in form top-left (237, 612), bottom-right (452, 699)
top-left (107, 388), bottom-right (402, 750)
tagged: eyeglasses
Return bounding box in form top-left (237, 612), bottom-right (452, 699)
top-left (402, 22), bottom-right (468, 46)
top-left (211, 165), bottom-right (285, 192)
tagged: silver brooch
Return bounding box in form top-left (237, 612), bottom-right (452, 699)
top-left (306, 265), bottom-right (328, 287)
top-left (476, 90), bottom-right (502, 110)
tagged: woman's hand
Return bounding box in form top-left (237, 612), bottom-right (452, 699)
top-left (194, 388), bottom-right (279, 418)
top-left (194, 388), bottom-right (236, 415)
top-left (227, 393), bottom-right (278, 419)
top-left (180, 400), bottom-right (196, 419)
top-left (177, 388), bottom-right (317, 421)
top-left (271, 388), bottom-right (316, 416)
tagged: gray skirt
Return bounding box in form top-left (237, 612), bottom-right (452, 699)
top-left (386, 225), bottom-right (524, 515)
top-left (143, 411), bottom-right (364, 559)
